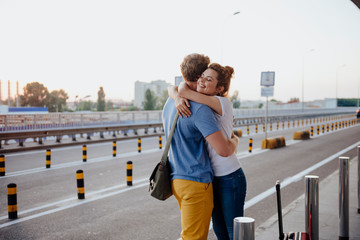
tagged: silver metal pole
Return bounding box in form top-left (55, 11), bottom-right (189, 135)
top-left (265, 96), bottom-right (268, 141)
top-left (233, 217), bottom-right (255, 240)
top-left (358, 146), bottom-right (360, 214)
top-left (305, 175), bottom-right (319, 240)
top-left (339, 156), bottom-right (349, 239)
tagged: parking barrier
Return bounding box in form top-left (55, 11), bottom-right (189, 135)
top-left (293, 130), bottom-right (310, 140)
top-left (82, 145), bottom-right (87, 162)
top-left (76, 170), bottom-right (85, 199)
top-left (305, 175), bottom-right (319, 240)
top-left (248, 138), bottom-right (253, 153)
top-left (112, 141), bottom-right (116, 157)
top-left (255, 124), bottom-right (258, 134)
top-left (46, 149), bottom-right (51, 168)
top-left (317, 126), bottom-right (320, 135)
top-left (7, 183), bottom-right (18, 219)
top-left (331, 123), bottom-right (334, 131)
top-left (159, 136), bottom-right (162, 149)
top-left (127, 161), bottom-right (133, 186)
top-left (261, 136), bottom-right (286, 149)
top-left (310, 126), bottom-right (314, 136)
top-left (326, 124), bottom-right (329, 132)
top-left (233, 217), bottom-right (255, 240)
top-left (339, 157), bottom-right (349, 239)
top-left (0, 154), bottom-right (5, 176)
top-left (247, 126), bottom-right (249, 135)
top-left (336, 122), bottom-right (338, 130)
top-left (322, 125), bottom-right (325, 134)
top-left (233, 130), bottom-right (242, 137)
top-left (138, 138), bottom-right (141, 153)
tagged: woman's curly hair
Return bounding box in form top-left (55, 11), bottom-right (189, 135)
top-left (208, 63), bottom-right (234, 97)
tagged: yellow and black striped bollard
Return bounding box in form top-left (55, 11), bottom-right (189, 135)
top-left (248, 138), bottom-right (253, 153)
top-left (113, 141), bottom-right (116, 157)
top-left (263, 124), bottom-right (265, 132)
top-left (82, 145), bottom-right (87, 162)
top-left (7, 183), bottom-right (18, 219)
top-left (276, 122), bottom-right (279, 130)
top-left (270, 123), bottom-right (272, 131)
top-left (247, 126), bottom-right (249, 135)
top-left (159, 136), bottom-right (162, 149)
top-left (322, 125), bottom-right (325, 134)
top-left (255, 125), bottom-right (258, 134)
top-left (76, 170), bottom-right (85, 199)
top-left (335, 122), bottom-right (338, 130)
top-left (0, 154), bottom-right (5, 176)
top-left (317, 126), bottom-right (320, 135)
top-left (326, 124), bottom-right (329, 132)
top-left (288, 121), bottom-right (290, 128)
top-left (138, 138), bottom-right (141, 153)
top-left (331, 123), bottom-right (334, 131)
top-left (293, 121), bottom-right (295, 128)
top-left (282, 121), bottom-right (285, 129)
top-left (46, 149), bottom-right (51, 168)
top-left (126, 161), bottom-right (133, 186)
top-left (310, 126), bottom-right (313, 136)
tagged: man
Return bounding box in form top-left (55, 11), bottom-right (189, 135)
top-left (163, 53), bottom-right (238, 240)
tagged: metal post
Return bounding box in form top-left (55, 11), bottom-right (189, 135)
top-left (339, 157), bottom-right (349, 239)
top-left (358, 146), bottom-right (360, 214)
top-left (233, 217), bottom-right (255, 240)
top-left (305, 175), bottom-right (319, 240)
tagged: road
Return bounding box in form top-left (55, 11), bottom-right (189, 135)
top-left (0, 118), bottom-right (359, 239)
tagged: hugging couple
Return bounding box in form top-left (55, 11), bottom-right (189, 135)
top-left (162, 53), bottom-right (247, 240)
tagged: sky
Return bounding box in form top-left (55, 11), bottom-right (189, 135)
top-left (0, 0), bottom-right (359, 103)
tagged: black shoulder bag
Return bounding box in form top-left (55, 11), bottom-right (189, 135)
top-left (149, 113), bottom-right (179, 201)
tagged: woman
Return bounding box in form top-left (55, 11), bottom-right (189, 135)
top-left (171, 63), bottom-right (247, 240)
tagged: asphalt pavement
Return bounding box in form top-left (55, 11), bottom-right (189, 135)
top-left (255, 156), bottom-right (360, 240)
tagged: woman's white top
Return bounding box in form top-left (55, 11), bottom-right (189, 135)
top-left (206, 96), bottom-right (241, 176)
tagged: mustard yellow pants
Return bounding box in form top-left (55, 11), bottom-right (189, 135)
top-left (172, 179), bottom-right (213, 240)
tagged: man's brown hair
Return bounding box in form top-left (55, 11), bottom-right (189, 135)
top-left (180, 53), bottom-right (210, 82)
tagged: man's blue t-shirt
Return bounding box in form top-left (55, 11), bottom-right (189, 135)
top-left (162, 98), bottom-right (220, 183)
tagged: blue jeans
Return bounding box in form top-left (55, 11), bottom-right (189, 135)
top-left (212, 168), bottom-right (247, 240)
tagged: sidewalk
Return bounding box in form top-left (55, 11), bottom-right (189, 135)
top-left (255, 157), bottom-right (360, 240)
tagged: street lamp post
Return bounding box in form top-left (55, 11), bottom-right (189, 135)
top-left (221, 11), bottom-right (240, 63)
top-left (302, 49), bottom-right (315, 112)
top-left (336, 64), bottom-right (346, 108)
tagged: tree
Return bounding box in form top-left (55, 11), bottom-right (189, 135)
top-left (143, 89), bottom-right (157, 110)
top-left (288, 97), bottom-right (299, 103)
top-left (97, 87), bottom-right (106, 111)
top-left (20, 82), bottom-right (49, 107)
top-left (230, 90), bottom-right (240, 109)
top-left (46, 89), bottom-right (69, 112)
top-left (157, 90), bottom-right (169, 110)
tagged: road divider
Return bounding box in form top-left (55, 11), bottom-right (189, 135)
top-left (76, 170), bottom-right (85, 199)
top-left (127, 161), bottom-right (133, 186)
top-left (7, 183), bottom-right (18, 219)
top-left (0, 155), bottom-right (5, 176)
top-left (46, 149), bottom-right (51, 168)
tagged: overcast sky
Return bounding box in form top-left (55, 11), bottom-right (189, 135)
top-left (0, 0), bottom-right (359, 103)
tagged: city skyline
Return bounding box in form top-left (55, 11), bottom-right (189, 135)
top-left (0, 0), bottom-right (360, 104)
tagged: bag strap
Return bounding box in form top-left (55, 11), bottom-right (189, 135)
top-left (161, 112), bottom-right (179, 164)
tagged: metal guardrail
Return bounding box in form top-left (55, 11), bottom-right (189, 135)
top-left (0, 108), bottom-right (357, 152)
top-left (0, 108), bottom-right (356, 132)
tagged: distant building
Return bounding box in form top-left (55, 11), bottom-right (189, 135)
top-left (134, 80), bottom-right (170, 109)
top-left (175, 76), bottom-right (184, 86)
